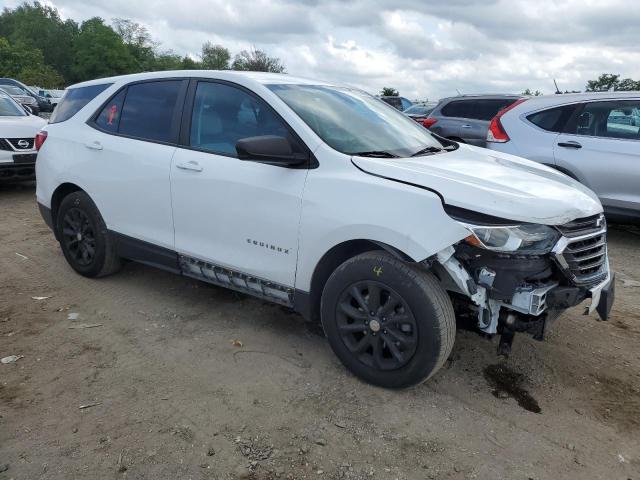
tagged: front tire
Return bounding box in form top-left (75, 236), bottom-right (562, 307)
top-left (55, 191), bottom-right (121, 278)
top-left (321, 252), bottom-right (455, 388)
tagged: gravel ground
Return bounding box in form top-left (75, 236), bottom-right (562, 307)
top-left (1, 184), bottom-right (639, 479)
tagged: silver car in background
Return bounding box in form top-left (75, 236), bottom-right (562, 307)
top-left (0, 85), bottom-right (38, 114)
top-left (486, 92), bottom-right (640, 222)
top-left (425, 94), bottom-right (523, 146)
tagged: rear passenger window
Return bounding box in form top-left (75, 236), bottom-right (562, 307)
top-left (441, 101), bottom-right (474, 118)
top-left (189, 82), bottom-right (293, 156)
top-left (118, 81), bottom-right (183, 143)
top-left (94, 90), bottom-right (125, 133)
top-left (527, 105), bottom-right (577, 132)
top-left (474, 99), bottom-right (515, 121)
top-left (49, 83), bottom-right (112, 124)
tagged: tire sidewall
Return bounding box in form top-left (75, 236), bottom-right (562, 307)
top-left (55, 192), bottom-right (109, 277)
top-left (321, 253), bottom-right (447, 388)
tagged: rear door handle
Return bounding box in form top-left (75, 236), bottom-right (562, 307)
top-left (85, 141), bottom-right (103, 150)
top-left (461, 124), bottom-right (472, 129)
top-left (175, 160), bottom-right (203, 172)
top-left (558, 141), bottom-right (582, 149)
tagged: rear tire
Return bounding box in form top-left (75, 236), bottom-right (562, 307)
top-left (321, 252), bottom-right (455, 388)
top-left (55, 191), bottom-right (121, 278)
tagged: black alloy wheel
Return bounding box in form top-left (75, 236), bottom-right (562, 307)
top-left (337, 281), bottom-right (418, 370)
top-left (61, 207), bottom-right (96, 266)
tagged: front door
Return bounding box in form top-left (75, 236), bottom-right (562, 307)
top-left (170, 80), bottom-right (309, 287)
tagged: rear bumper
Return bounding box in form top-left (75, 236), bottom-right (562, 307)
top-left (0, 158), bottom-right (36, 183)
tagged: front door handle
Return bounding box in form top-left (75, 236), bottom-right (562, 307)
top-left (85, 141), bottom-right (103, 150)
top-left (461, 124), bottom-right (472, 129)
top-left (558, 141), bottom-right (582, 149)
top-left (175, 160), bottom-right (203, 172)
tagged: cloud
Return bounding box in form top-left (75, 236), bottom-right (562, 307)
top-left (8, 0), bottom-right (640, 99)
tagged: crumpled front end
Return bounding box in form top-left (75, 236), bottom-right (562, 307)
top-left (431, 213), bottom-right (615, 355)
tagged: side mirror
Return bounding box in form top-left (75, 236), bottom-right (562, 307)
top-left (235, 135), bottom-right (307, 166)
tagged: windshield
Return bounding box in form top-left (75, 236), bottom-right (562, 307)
top-left (1, 86), bottom-right (26, 96)
top-left (267, 84), bottom-right (443, 157)
top-left (404, 104), bottom-right (436, 115)
top-left (0, 96), bottom-right (26, 116)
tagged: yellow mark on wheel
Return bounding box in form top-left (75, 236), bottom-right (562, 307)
top-left (373, 266), bottom-right (383, 277)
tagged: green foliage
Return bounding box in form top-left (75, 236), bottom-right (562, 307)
top-left (70, 18), bottom-right (137, 82)
top-left (0, 2), bottom-right (78, 81)
top-left (380, 87), bottom-right (399, 96)
top-left (232, 47), bottom-right (285, 73)
top-left (201, 42), bottom-right (230, 70)
top-left (586, 73), bottom-right (640, 92)
top-left (0, 36), bottom-right (63, 87)
top-left (522, 88), bottom-right (542, 96)
top-left (0, 1), bottom-right (286, 86)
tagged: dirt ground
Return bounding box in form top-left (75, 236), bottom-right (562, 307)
top-left (1, 184), bottom-right (639, 480)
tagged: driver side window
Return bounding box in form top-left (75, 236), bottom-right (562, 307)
top-left (189, 82), bottom-right (293, 156)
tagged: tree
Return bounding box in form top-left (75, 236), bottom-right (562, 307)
top-left (617, 77), bottom-right (640, 91)
top-left (522, 88), bottom-right (542, 96)
top-left (380, 87), bottom-right (399, 96)
top-left (0, 2), bottom-right (78, 82)
top-left (0, 36), bottom-right (63, 87)
top-left (585, 73), bottom-right (640, 92)
top-left (70, 18), bottom-right (136, 82)
top-left (586, 74), bottom-right (620, 92)
top-left (200, 42), bottom-right (230, 70)
top-left (151, 51), bottom-right (185, 71)
top-left (181, 55), bottom-right (201, 69)
top-left (231, 47), bottom-right (285, 73)
top-left (112, 18), bottom-right (157, 71)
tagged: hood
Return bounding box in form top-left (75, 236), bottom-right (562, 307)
top-left (352, 144), bottom-right (602, 225)
top-left (0, 115), bottom-right (47, 138)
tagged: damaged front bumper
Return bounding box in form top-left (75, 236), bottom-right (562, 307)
top-left (432, 229), bottom-right (614, 338)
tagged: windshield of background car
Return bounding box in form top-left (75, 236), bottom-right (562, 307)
top-left (1, 86), bottom-right (25, 95)
top-left (268, 84), bottom-right (443, 157)
top-left (404, 104), bottom-right (436, 115)
top-left (0, 95), bottom-right (26, 116)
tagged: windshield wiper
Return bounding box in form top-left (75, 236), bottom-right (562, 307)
top-left (410, 146), bottom-right (446, 157)
top-left (351, 150), bottom-right (399, 158)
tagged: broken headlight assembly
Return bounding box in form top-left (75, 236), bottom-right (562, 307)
top-left (462, 223), bottom-right (560, 255)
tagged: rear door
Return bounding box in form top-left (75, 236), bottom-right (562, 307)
top-left (431, 100), bottom-right (464, 140)
top-left (170, 80), bottom-right (309, 287)
top-left (553, 99), bottom-right (640, 216)
top-left (85, 79), bottom-right (188, 249)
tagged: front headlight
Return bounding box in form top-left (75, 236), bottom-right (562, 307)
top-left (463, 223), bottom-right (560, 254)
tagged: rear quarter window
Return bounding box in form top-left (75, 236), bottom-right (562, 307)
top-left (49, 83), bottom-right (112, 124)
top-left (527, 105), bottom-right (577, 132)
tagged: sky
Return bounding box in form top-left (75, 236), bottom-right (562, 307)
top-left (4, 0), bottom-right (640, 100)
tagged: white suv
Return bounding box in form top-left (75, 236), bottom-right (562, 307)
top-left (36, 71), bottom-right (615, 388)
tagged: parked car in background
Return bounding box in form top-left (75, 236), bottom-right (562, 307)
top-left (36, 88), bottom-right (65, 108)
top-left (486, 92), bottom-right (640, 222)
top-left (35, 71), bottom-right (613, 388)
top-left (0, 90), bottom-right (47, 182)
top-left (379, 95), bottom-right (412, 111)
top-left (0, 78), bottom-right (53, 113)
top-left (403, 102), bottom-right (437, 123)
top-left (0, 85), bottom-right (40, 115)
top-left (425, 94), bottom-right (523, 146)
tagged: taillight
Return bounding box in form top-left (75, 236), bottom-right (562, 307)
top-left (422, 118), bottom-right (438, 129)
top-left (486, 98), bottom-right (527, 143)
top-left (35, 130), bottom-right (48, 151)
